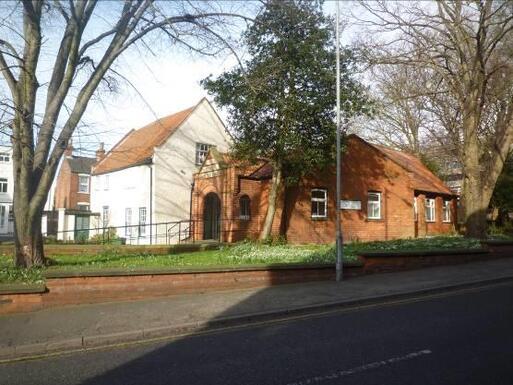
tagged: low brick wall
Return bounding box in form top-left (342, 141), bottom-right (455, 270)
top-left (2, 244), bottom-right (512, 315)
top-left (481, 240), bottom-right (513, 257)
top-left (360, 248), bottom-right (495, 273)
top-left (0, 284), bottom-right (46, 314)
top-left (0, 264), bottom-right (363, 314)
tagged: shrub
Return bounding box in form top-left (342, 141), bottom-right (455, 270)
top-left (89, 227), bottom-right (121, 244)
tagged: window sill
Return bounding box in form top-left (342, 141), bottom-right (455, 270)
top-left (311, 216), bottom-right (328, 221)
top-left (366, 217), bottom-right (383, 221)
top-left (426, 220), bottom-right (436, 223)
top-left (239, 216), bottom-right (250, 221)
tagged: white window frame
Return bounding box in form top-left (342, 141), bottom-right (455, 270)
top-left (77, 202), bottom-right (89, 211)
top-left (78, 174), bottom-right (89, 193)
top-left (443, 200), bottom-right (451, 223)
top-left (125, 208), bottom-right (132, 236)
top-left (0, 178), bottom-right (7, 193)
top-left (0, 206), bottom-right (6, 227)
top-left (239, 195), bottom-right (251, 220)
top-left (102, 206), bottom-right (109, 227)
top-left (367, 192), bottom-right (382, 220)
top-left (195, 143), bottom-right (210, 165)
top-left (138, 207), bottom-right (147, 236)
top-left (311, 188), bottom-right (328, 219)
top-left (413, 197), bottom-right (418, 221)
top-left (425, 198), bottom-right (436, 222)
top-left (0, 153), bottom-right (10, 162)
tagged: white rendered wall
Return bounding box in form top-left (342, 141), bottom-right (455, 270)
top-left (0, 146), bottom-right (14, 235)
top-left (90, 165), bottom-right (153, 243)
top-left (153, 100), bottom-right (231, 225)
top-left (91, 99), bottom-right (231, 244)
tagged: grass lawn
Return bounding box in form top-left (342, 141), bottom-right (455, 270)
top-left (0, 236), bottom-right (481, 284)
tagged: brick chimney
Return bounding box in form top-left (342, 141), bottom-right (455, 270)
top-left (96, 142), bottom-right (106, 162)
top-left (64, 139), bottom-right (73, 157)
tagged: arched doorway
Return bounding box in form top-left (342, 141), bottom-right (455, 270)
top-left (203, 192), bottom-right (221, 240)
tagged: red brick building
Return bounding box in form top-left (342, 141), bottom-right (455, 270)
top-left (191, 135), bottom-right (457, 244)
top-left (53, 144), bottom-right (98, 211)
top-left (44, 143), bottom-right (104, 240)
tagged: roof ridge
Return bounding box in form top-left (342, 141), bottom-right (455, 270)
top-left (92, 99), bottom-right (207, 175)
top-left (347, 135), bottom-right (454, 196)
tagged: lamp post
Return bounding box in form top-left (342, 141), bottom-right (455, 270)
top-left (335, 0), bottom-right (344, 282)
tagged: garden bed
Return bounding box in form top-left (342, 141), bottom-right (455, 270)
top-left (0, 236), bottom-right (484, 285)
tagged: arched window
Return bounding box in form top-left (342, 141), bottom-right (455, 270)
top-left (239, 195), bottom-right (251, 220)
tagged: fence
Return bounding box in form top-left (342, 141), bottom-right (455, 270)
top-left (44, 217), bottom-right (260, 245)
top-left (46, 220), bottom-right (195, 245)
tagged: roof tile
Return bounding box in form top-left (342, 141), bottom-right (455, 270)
top-left (92, 104), bottom-right (196, 175)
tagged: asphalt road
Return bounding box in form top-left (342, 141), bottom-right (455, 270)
top-left (1, 282), bottom-right (513, 385)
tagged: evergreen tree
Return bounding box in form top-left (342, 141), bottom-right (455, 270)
top-left (202, 0), bottom-right (369, 239)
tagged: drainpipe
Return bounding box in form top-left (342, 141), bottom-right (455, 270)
top-left (149, 164), bottom-right (153, 245)
top-left (189, 181), bottom-right (194, 241)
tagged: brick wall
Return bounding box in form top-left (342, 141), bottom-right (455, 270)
top-left (192, 137), bottom-right (456, 244)
top-left (54, 158), bottom-right (90, 210)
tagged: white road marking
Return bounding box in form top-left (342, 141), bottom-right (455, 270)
top-left (285, 349), bottom-right (432, 385)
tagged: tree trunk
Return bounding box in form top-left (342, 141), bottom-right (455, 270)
top-left (13, 207), bottom-right (45, 268)
top-left (463, 190), bottom-right (488, 239)
top-left (260, 164), bottom-right (283, 240)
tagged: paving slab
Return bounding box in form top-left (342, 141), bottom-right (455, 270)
top-left (1, 257), bottom-right (513, 360)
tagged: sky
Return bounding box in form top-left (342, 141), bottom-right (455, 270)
top-left (73, 0), bottom-right (364, 157)
top-left (0, 1), bottom-right (364, 158)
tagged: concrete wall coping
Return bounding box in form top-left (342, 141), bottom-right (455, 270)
top-left (359, 247), bottom-right (489, 258)
top-left (481, 239), bottom-right (513, 246)
top-left (44, 261), bottom-right (364, 279)
top-left (0, 283), bottom-right (46, 295)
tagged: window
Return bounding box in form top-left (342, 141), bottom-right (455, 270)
top-left (413, 197), bottom-right (418, 221)
top-left (102, 206), bottom-right (109, 227)
top-left (78, 175), bottom-right (89, 193)
top-left (239, 195), bottom-right (251, 220)
top-left (104, 175), bottom-right (109, 191)
top-left (8, 205), bottom-right (13, 222)
top-left (77, 204), bottom-right (89, 211)
top-left (367, 192), bottom-right (381, 219)
top-left (0, 206), bottom-right (5, 227)
top-left (125, 208), bottom-right (132, 236)
top-left (425, 198), bottom-right (436, 222)
top-left (0, 178), bottom-right (7, 193)
top-left (0, 153), bottom-right (9, 162)
top-left (139, 207), bottom-right (147, 236)
top-left (311, 189), bottom-right (327, 218)
top-left (443, 200), bottom-right (451, 223)
top-left (195, 143), bottom-right (210, 165)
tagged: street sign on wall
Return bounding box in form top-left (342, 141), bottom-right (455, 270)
top-left (340, 200), bottom-right (361, 210)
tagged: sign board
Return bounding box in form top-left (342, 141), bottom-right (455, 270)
top-left (340, 200), bottom-right (361, 210)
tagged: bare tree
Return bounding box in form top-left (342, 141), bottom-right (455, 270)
top-left (362, 64), bottom-right (429, 156)
top-left (356, 0), bottom-right (513, 238)
top-left (0, 0), bottom-right (250, 267)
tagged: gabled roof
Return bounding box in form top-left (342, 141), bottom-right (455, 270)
top-left (351, 135), bottom-right (454, 196)
top-left (67, 156), bottom-right (96, 174)
top-left (92, 99), bottom-right (208, 175)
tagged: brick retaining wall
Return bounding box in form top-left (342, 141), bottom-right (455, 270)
top-left (1, 244), bottom-right (512, 315)
top-left (0, 264), bottom-right (363, 314)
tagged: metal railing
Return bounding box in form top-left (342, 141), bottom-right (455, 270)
top-left (45, 220), bottom-right (195, 245)
top-left (44, 217), bottom-right (262, 245)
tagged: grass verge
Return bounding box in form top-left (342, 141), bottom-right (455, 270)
top-left (0, 236), bottom-right (482, 284)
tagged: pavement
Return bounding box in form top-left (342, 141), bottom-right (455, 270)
top-left (1, 257), bottom-right (513, 361)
